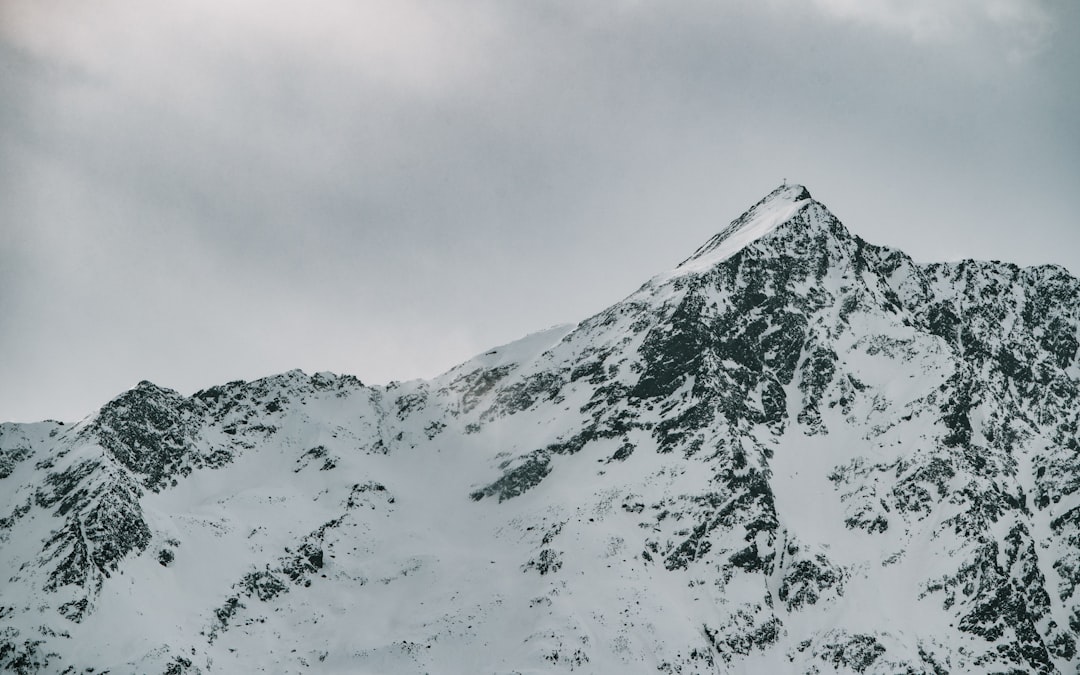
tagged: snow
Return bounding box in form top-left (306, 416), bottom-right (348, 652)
top-left (457, 322), bottom-right (576, 372)
top-left (663, 184), bottom-right (813, 280)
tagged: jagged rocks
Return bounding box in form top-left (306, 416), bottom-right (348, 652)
top-left (91, 382), bottom-right (198, 491)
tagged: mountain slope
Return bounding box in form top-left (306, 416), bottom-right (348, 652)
top-left (2, 185), bottom-right (1079, 674)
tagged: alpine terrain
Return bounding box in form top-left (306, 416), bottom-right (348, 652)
top-left (4, 184), bottom-right (1080, 674)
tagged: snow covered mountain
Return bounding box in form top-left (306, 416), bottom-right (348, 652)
top-left (3, 184), bottom-right (1080, 674)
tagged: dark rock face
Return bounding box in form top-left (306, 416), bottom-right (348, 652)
top-left (35, 459), bottom-right (151, 603)
top-left (92, 382), bottom-right (195, 491)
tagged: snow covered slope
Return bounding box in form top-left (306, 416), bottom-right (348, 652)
top-left (3, 185), bottom-right (1080, 674)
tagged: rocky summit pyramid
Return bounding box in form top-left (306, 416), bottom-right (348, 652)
top-left (3, 185), bottom-right (1080, 674)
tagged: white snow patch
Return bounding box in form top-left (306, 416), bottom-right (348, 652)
top-left (663, 189), bottom-right (812, 280)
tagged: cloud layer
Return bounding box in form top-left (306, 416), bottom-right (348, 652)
top-left (809, 0), bottom-right (1054, 52)
top-left (2, 0), bottom-right (1077, 422)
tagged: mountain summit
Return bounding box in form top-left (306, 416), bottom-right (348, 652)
top-left (3, 186), bottom-right (1080, 674)
top-left (673, 183), bottom-right (815, 277)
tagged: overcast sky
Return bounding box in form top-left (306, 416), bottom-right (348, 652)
top-left (2, 0), bottom-right (1078, 423)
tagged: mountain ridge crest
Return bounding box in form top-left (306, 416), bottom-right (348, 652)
top-left (670, 182), bottom-right (820, 279)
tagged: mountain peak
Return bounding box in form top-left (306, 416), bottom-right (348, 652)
top-left (766, 182), bottom-right (812, 202)
top-left (670, 183), bottom-right (814, 278)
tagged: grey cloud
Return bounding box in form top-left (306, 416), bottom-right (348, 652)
top-left (2, 0), bottom-right (1077, 422)
top-left (796, 0), bottom-right (1056, 57)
